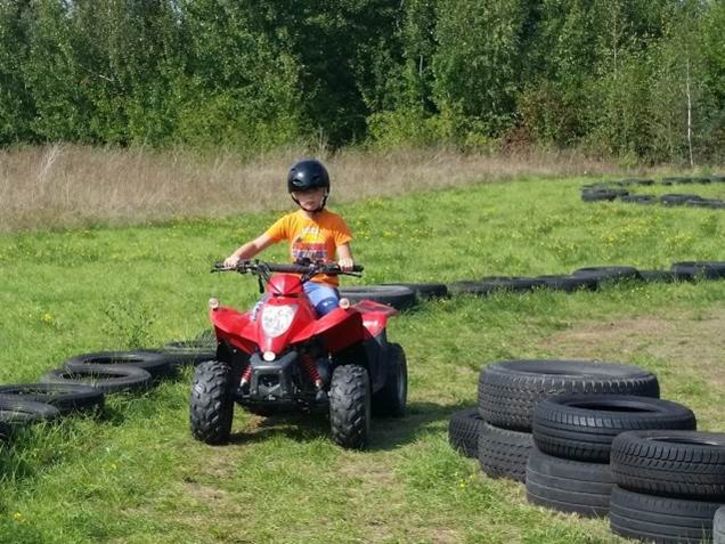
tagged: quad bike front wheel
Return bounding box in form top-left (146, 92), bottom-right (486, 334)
top-left (329, 364), bottom-right (371, 450)
top-left (190, 360), bottom-right (236, 445)
top-left (372, 343), bottom-right (407, 417)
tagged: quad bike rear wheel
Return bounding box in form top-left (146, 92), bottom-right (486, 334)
top-left (372, 343), bottom-right (407, 417)
top-left (190, 360), bottom-right (236, 445)
top-left (329, 364), bottom-right (370, 450)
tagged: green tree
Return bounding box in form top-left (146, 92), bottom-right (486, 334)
top-left (0, 0), bottom-right (35, 143)
top-left (432, 0), bottom-right (527, 138)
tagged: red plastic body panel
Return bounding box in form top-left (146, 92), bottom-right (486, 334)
top-left (352, 300), bottom-right (398, 338)
top-left (210, 306), bottom-right (258, 354)
top-left (266, 274), bottom-right (303, 296)
top-left (209, 273), bottom-right (398, 356)
top-left (291, 307), bottom-right (366, 352)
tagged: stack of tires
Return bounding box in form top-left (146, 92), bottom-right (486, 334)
top-left (609, 430), bottom-right (725, 543)
top-left (450, 359), bottom-right (660, 483)
top-left (527, 395), bottom-right (696, 518)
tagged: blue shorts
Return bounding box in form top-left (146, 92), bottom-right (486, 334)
top-left (303, 282), bottom-right (340, 316)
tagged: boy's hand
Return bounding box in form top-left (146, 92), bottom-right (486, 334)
top-left (223, 255), bottom-right (240, 268)
top-left (338, 258), bottom-right (354, 272)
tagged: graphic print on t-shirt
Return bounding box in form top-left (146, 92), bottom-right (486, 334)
top-left (291, 225), bottom-right (329, 262)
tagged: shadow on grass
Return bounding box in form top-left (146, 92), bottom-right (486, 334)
top-left (227, 400), bottom-right (474, 451)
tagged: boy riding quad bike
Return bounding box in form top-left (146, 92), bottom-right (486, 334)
top-left (189, 259), bottom-right (408, 450)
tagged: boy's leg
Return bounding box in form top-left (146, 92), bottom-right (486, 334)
top-left (303, 282), bottom-right (340, 316)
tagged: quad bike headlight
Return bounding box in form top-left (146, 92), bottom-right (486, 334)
top-left (260, 304), bottom-right (297, 337)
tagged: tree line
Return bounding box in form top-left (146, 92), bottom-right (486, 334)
top-left (0, 0), bottom-right (722, 164)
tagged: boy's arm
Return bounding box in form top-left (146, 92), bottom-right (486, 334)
top-left (224, 233), bottom-right (275, 267)
top-left (336, 242), bottom-right (354, 272)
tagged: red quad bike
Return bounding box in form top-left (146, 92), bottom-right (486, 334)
top-left (189, 260), bottom-right (408, 450)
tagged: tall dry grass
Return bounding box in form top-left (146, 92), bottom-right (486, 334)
top-left (0, 144), bottom-right (627, 232)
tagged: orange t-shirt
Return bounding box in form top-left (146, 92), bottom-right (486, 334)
top-left (265, 209), bottom-right (352, 286)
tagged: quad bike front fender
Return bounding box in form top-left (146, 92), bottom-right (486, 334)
top-left (210, 306), bottom-right (258, 354)
top-left (291, 307), bottom-right (366, 352)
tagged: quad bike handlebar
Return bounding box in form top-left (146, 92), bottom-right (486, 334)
top-left (212, 259), bottom-right (363, 284)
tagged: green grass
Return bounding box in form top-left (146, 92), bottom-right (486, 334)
top-left (0, 177), bottom-right (723, 543)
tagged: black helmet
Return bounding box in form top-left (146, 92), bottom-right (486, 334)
top-left (287, 159), bottom-right (330, 193)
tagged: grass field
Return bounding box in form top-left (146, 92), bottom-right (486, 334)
top-left (0, 175), bottom-right (723, 543)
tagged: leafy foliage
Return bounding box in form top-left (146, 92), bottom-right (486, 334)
top-left (0, 0), bottom-right (723, 162)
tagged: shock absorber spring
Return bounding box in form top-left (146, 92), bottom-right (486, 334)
top-left (239, 364), bottom-right (252, 386)
top-left (300, 353), bottom-right (323, 389)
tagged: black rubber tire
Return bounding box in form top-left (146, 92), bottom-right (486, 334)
top-left (64, 350), bottom-right (175, 378)
top-left (611, 430), bottom-right (725, 500)
top-left (621, 178), bottom-right (656, 186)
top-left (0, 383), bottom-right (104, 415)
top-left (620, 194), bottom-right (657, 205)
top-left (581, 188), bottom-right (624, 202)
top-left (40, 364), bottom-right (152, 394)
top-left (610, 486), bottom-right (720, 543)
top-left (382, 282), bottom-right (449, 299)
top-left (478, 359), bottom-right (660, 431)
top-left (189, 360), bottom-right (236, 445)
top-left (532, 394), bottom-right (696, 463)
top-left (0, 397), bottom-right (61, 424)
top-left (661, 193), bottom-right (704, 206)
top-left (639, 269), bottom-right (678, 283)
top-left (151, 347), bottom-right (217, 367)
top-left (715, 506), bottom-right (725, 544)
top-left (0, 421), bottom-right (10, 441)
top-left (162, 330), bottom-right (217, 366)
top-left (339, 285), bottom-right (417, 311)
top-left (372, 343), bottom-right (407, 418)
top-left (477, 421), bottom-right (533, 482)
top-left (448, 277), bottom-right (545, 296)
top-left (329, 364), bottom-right (371, 450)
top-left (534, 274), bottom-right (598, 292)
top-left (525, 447), bottom-right (614, 518)
top-left (448, 408), bottom-right (485, 458)
top-left (572, 265), bottom-right (642, 283)
top-left (671, 261), bottom-right (725, 281)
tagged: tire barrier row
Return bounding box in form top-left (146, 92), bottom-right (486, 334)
top-left (341, 261), bottom-right (725, 312)
top-left (448, 359), bottom-right (725, 543)
top-left (0, 342), bottom-right (217, 442)
top-left (581, 174), bottom-right (725, 210)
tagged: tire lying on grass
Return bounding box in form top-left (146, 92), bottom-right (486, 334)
top-left (0, 397), bottom-right (61, 424)
top-left (448, 277), bottom-right (545, 296)
top-left (671, 261), bottom-right (725, 281)
top-left (40, 364), bottom-right (152, 394)
top-left (448, 408), bottom-right (486, 458)
top-left (338, 285), bottom-right (417, 311)
top-left (610, 486), bottom-right (721, 544)
top-left (382, 282), bottom-right (449, 300)
top-left (611, 430), bottom-right (725, 500)
top-left (63, 350), bottom-right (176, 378)
top-left (532, 395), bottom-right (696, 463)
top-left (477, 360), bottom-right (660, 432)
top-left (639, 269), bottom-right (678, 283)
top-left (572, 266), bottom-right (642, 283)
top-left (534, 274), bottom-right (598, 293)
top-left (0, 383), bottom-right (104, 415)
top-left (525, 447), bottom-right (615, 518)
top-left (477, 421), bottom-right (533, 482)
top-left (162, 330), bottom-right (217, 366)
